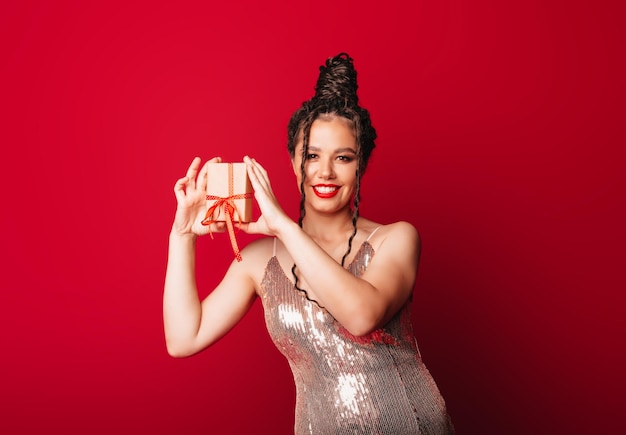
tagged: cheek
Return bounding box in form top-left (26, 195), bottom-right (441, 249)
top-left (304, 164), bottom-right (317, 180)
top-left (340, 165), bottom-right (358, 182)
top-left (293, 162), bottom-right (308, 188)
top-left (295, 160), bottom-right (314, 181)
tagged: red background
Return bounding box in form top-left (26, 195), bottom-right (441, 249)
top-left (1, 1), bottom-right (624, 434)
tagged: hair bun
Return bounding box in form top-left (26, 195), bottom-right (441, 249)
top-left (313, 53), bottom-right (359, 107)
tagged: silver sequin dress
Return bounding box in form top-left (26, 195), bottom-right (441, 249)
top-left (259, 240), bottom-right (454, 434)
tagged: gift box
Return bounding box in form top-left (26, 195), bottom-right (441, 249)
top-left (204, 162), bottom-right (253, 223)
top-left (201, 162), bottom-right (253, 262)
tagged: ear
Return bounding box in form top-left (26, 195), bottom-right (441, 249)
top-left (290, 154), bottom-right (301, 177)
top-left (291, 157), bottom-right (297, 176)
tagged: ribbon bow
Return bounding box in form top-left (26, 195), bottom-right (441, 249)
top-left (201, 163), bottom-right (252, 262)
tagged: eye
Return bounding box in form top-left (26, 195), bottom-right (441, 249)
top-left (306, 153), bottom-right (319, 160)
top-left (337, 155), bottom-right (354, 162)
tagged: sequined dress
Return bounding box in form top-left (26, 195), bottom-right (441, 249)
top-left (259, 239), bottom-right (454, 434)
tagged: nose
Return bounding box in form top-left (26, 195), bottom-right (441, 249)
top-left (318, 158), bottom-right (335, 179)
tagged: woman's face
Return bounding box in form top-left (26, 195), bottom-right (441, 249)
top-left (291, 116), bottom-right (358, 215)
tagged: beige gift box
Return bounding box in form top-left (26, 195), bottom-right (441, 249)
top-left (203, 162), bottom-right (253, 223)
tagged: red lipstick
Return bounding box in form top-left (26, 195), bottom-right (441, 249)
top-left (312, 184), bottom-right (340, 198)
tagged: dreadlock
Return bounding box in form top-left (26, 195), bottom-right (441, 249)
top-left (286, 53), bottom-right (377, 306)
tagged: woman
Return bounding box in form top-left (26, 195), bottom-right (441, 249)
top-left (164, 53), bottom-right (454, 434)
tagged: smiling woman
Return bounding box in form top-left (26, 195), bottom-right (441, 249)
top-left (163, 53), bottom-right (454, 434)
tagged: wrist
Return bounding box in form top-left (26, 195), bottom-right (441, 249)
top-left (275, 218), bottom-right (301, 241)
top-left (169, 227), bottom-right (198, 242)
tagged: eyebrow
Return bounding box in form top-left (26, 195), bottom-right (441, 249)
top-left (307, 146), bottom-right (357, 154)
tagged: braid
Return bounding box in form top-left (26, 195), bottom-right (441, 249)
top-left (340, 138), bottom-right (363, 267)
top-left (292, 112), bottom-right (324, 306)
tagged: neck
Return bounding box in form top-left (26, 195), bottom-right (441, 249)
top-left (302, 208), bottom-right (355, 242)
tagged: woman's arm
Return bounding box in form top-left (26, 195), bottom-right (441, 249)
top-left (163, 157), bottom-right (259, 357)
top-left (278, 221), bottom-right (420, 336)
top-left (163, 234), bottom-right (259, 357)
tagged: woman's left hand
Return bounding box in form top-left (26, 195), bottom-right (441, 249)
top-left (239, 156), bottom-right (292, 236)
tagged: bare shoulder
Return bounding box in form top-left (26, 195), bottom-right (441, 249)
top-left (362, 220), bottom-right (419, 246)
top-left (357, 220), bottom-right (421, 299)
top-left (240, 236), bottom-right (274, 257)
top-left (233, 237), bottom-right (275, 288)
top-left (382, 221), bottom-right (419, 238)
top-left (364, 220), bottom-right (420, 261)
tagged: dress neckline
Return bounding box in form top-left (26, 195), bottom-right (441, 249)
top-left (265, 240), bottom-right (374, 286)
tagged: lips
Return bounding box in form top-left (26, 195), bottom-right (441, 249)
top-left (312, 184), bottom-right (340, 198)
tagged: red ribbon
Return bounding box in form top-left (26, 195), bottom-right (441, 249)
top-left (201, 163), bottom-right (252, 262)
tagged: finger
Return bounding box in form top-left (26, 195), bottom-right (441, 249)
top-left (185, 157), bottom-right (202, 189)
top-left (236, 221), bottom-right (256, 234)
top-left (251, 157), bottom-right (269, 178)
top-left (237, 220), bottom-right (269, 236)
top-left (200, 221), bottom-right (227, 234)
top-left (243, 155), bottom-right (258, 181)
top-left (244, 156), bottom-right (270, 191)
top-left (197, 161), bottom-right (211, 193)
top-left (174, 176), bottom-right (189, 190)
top-left (252, 158), bottom-right (271, 187)
top-left (244, 155), bottom-right (264, 174)
top-left (244, 159), bottom-right (266, 194)
top-left (174, 176), bottom-right (189, 201)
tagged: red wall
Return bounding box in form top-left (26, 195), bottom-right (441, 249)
top-left (1, 1), bottom-right (624, 434)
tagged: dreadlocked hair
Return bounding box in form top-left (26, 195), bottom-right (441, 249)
top-left (286, 53), bottom-right (377, 307)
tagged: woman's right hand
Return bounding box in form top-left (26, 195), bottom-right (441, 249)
top-left (172, 157), bottom-right (226, 237)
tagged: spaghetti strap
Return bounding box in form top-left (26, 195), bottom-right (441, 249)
top-left (366, 226), bottom-right (383, 242)
top-left (272, 237), bottom-right (277, 258)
